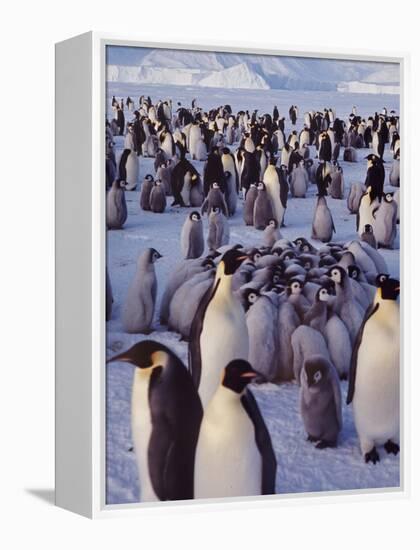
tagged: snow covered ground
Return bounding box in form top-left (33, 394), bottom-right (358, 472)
top-left (105, 85), bottom-right (400, 505)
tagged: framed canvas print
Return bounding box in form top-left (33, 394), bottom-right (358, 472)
top-left (55, 32), bottom-right (407, 518)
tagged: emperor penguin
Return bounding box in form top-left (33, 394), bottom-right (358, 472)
top-left (207, 206), bottom-right (230, 252)
top-left (347, 276), bottom-right (400, 463)
top-left (180, 211), bottom-right (204, 259)
top-left (347, 182), bottom-right (365, 214)
top-left (373, 192), bottom-right (398, 249)
top-left (189, 122), bottom-right (203, 160)
top-left (291, 325), bottom-right (331, 383)
top-left (188, 248), bottom-right (249, 408)
top-left (329, 164), bottom-right (344, 199)
top-left (361, 224), bottom-right (377, 249)
top-left (194, 360), bottom-right (276, 498)
top-left (263, 162), bottom-right (287, 227)
top-left (139, 174), bottom-right (155, 211)
top-left (253, 182), bottom-right (274, 230)
top-left (149, 180), bottom-right (167, 213)
top-left (246, 292), bottom-right (279, 382)
top-left (290, 161), bottom-right (309, 198)
top-left (201, 183), bottom-right (229, 217)
top-left (107, 179), bottom-right (127, 230)
top-left (108, 340), bottom-right (203, 501)
top-left (327, 265), bottom-right (364, 345)
top-left (389, 156), bottom-right (400, 187)
top-left (262, 218), bottom-right (282, 247)
top-left (300, 356), bottom-right (342, 448)
top-left (357, 186), bottom-right (380, 237)
top-left (194, 136), bottom-right (208, 161)
top-left (122, 248), bottom-right (162, 334)
top-left (224, 170), bottom-right (238, 216)
top-left (324, 313), bottom-right (352, 380)
top-left (312, 195), bottom-right (335, 243)
top-left (243, 183), bottom-right (258, 225)
top-left (159, 129), bottom-right (175, 159)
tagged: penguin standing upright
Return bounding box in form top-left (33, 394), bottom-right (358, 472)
top-left (188, 248), bottom-right (249, 408)
top-left (253, 182), bottom-right (274, 230)
top-left (108, 340), bottom-right (203, 501)
top-left (107, 179), bottom-right (127, 229)
top-left (348, 276), bottom-right (400, 463)
top-left (122, 248), bottom-right (162, 334)
top-left (312, 195), bottom-right (335, 242)
top-left (361, 224), bottom-right (377, 249)
top-left (149, 180), bottom-right (167, 213)
top-left (243, 183), bottom-right (258, 225)
top-left (263, 162), bottom-right (287, 227)
top-left (194, 360), bottom-right (276, 498)
top-left (207, 206), bottom-right (230, 251)
top-left (139, 174), bottom-right (155, 211)
top-left (300, 356), bottom-right (342, 448)
top-left (357, 186), bottom-right (380, 237)
top-left (373, 193), bottom-right (398, 249)
top-left (180, 211), bottom-right (204, 259)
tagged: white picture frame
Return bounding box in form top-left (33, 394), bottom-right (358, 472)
top-left (55, 31), bottom-right (409, 518)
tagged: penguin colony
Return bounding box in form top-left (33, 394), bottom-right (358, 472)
top-left (106, 95), bottom-right (401, 502)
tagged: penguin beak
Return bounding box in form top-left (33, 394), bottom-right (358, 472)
top-left (106, 352), bottom-right (133, 364)
top-left (240, 371), bottom-right (258, 379)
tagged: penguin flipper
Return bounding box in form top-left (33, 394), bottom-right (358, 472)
top-left (242, 389), bottom-right (277, 495)
top-left (347, 302), bottom-right (379, 404)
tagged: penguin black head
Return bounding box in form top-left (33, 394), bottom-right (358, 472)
top-left (145, 174), bottom-right (154, 182)
top-left (221, 248), bottom-right (248, 276)
top-left (201, 258), bottom-right (216, 269)
top-left (364, 224), bottom-right (373, 233)
top-left (303, 356), bottom-right (329, 388)
top-left (148, 248), bottom-right (163, 263)
top-left (384, 192), bottom-right (394, 203)
top-left (107, 340), bottom-right (172, 370)
top-left (211, 206), bottom-right (221, 215)
top-left (257, 182), bottom-right (266, 190)
top-left (222, 360), bottom-right (257, 394)
top-left (348, 264), bottom-right (361, 280)
top-left (377, 276), bottom-right (400, 301)
top-left (190, 211), bottom-right (201, 222)
top-left (293, 237), bottom-right (306, 247)
top-left (327, 265), bottom-right (346, 285)
top-left (222, 147), bottom-right (230, 155)
top-left (268, 218), bottom-right (278, 228)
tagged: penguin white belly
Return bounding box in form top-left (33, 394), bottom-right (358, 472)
top-left (353, 316), bottom-right (399, 450)
top-left (161, 135), bottom-right (173, 159)
top-left (131, 372), bottom-right (158, 502)
top-left (125, 152), bottom-right (139, 186)
top-left (199, 299), bottom-right (249, 408)
top-left (358, 198), bottom-right (379, 237)
top-left (281, 148), bottom-right (290, 167)
top-left (194, 388), bottom-right (261, 498)
top-left (265, 182), bottom-right (284, 226)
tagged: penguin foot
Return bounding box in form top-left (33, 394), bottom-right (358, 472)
top-left (315, 440), bottom-right (336, 450)
top-left (307, 435), bottom-right (317, 442)
top-left (365, 447), bottom-right (380, 464)
top-left (384, 440), bottom-right (400, 455)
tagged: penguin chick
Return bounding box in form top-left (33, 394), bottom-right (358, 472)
top-left (207, 206), bottom-right (230, 251)
top-left (149, 180), bottom-right (167, 213)
top-left (122, 248), bottom-right (162, 334)
top-left (107, 179), bottom-right (127, 229)
top-left (180, 211), bottom-right (204, 259)
top-left (360, 223), bottom-right (377, 249)
top-left (139, 174), bottom-right (155, 211)
top-left (262, 218), bottom-right (282, 248)
top-left (300, 355), bottom-right (342, 448)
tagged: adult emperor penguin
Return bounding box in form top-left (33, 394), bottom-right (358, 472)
top-left (108, 340), bottom-right (203, 501)
top-left (122, 248), bottom-right (162, 334)
top-left (347, 182), bottom-right (365, 214)
top-left (357, 186), bottom-right (380, 237)
top-left (300, 356), bottom-right (342, 449)
top-left (188, 248), bottom-right (249, 408)
top-left (263, 161), bottom-right (287, 227)
top-left (180, 211), bottom-right (204, 259)
top-left (312, 195), bottom-right (335, 243)
top-left (194, 360), bottom-right (276, 498)
top-left (347, 276), bottom-right (400, 463)
top-left (107, 179), bottom-right (127, 229)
